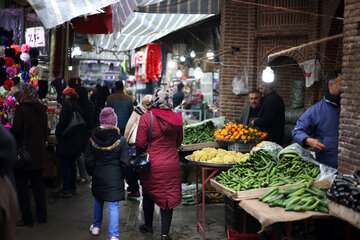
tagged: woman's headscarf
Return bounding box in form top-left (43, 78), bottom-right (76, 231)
top-left (20, 83), bottom-right (37, 101)
top-left (141, 94), bottom-right (152, 108)
top-left (151, 88), bottom-right (173, 110)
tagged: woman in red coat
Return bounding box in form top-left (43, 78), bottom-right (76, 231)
top-left (136, 88), bottom-right (183, 240)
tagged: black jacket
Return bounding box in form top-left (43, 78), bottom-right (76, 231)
top-left (55, 99), bottom-right (84, 158)
top-left (254, 91), bottom-right (285, 145)
top-left (85, 126), bottom-right (130, 202)
top-left (0, 125), bottom-right (16, 176)
top-left (11, 101), bottom-right (48, 170)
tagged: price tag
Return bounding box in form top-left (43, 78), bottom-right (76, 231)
top-left (25, 27), bottom-right (45, 47)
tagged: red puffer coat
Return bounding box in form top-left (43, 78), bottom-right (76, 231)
top-left (136, 111), bottom-right (183, 209)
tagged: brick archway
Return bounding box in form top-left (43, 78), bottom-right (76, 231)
top-left (259, 46), bottom-right (306, 71)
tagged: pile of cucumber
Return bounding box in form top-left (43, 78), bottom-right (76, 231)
top-left (259, 180), bottom-right (328, 213)
top-left (216, 150), bottom-right (320, 191)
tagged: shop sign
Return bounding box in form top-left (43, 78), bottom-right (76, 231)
top-left (25, 27), bottom-right (45, 47)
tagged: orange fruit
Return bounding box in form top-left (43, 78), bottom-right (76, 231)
top-left (241, 135), bottom-right (246, 140)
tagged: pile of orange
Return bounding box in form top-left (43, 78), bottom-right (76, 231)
top-left (213, 122), bottom-right (268, 142)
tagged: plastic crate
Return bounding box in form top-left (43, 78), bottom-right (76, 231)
top-left (227, 229), bottom-right (259, 240)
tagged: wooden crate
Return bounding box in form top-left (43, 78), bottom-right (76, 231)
top-left (328, 200), bottom-right (360, 229)
top-left (210, 178), bottom-right (236, 199)
top-left (210, 178), bottom-right (331, 201)
top-left (179, 141), bottom-right (227, 151)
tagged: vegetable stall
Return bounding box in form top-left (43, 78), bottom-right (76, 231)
top-left (179, 119), bottom-right (360, 239)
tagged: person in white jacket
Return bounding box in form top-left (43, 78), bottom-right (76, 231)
top-left (123, 94), bottom-right (152, 198)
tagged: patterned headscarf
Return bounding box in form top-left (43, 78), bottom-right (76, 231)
top-left (151, 88), bottom-right (173, 110)
top-left (20, 83), bottom-right (37, 101)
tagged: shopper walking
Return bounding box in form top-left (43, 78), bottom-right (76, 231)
top-left (55, 87), bottom-right (84, 198)
top-left (0, 125), bottom-right (19, 240)
top-left (136, 88), bottom-right (183, 240)
top-left (85, 107), bottom-right (131, 240)
top-left (124, 94), bottom-right (152, 198)
top-left (75, 86), bottom-right (95, 183)
top-left (106, 81), bottom-right (133, 135)
top-left (10, 83), bottom-right (48, 226)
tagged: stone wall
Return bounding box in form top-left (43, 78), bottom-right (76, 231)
top-left (338, 0), bottom-right (360, 173)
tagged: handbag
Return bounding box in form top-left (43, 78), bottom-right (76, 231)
top-left (14, 106), bottom-right (32, 171)
top-left (61, 101), bottom-right (85, 137)
top-left (131, 111), bottom-right (153, 173)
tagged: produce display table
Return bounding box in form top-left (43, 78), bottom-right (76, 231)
top-left (194, 164), bottom-right (232, 240)
top-left (328, 200), bottom-right (360, 229)
top-left (239, 199), bottom-right (332, 240)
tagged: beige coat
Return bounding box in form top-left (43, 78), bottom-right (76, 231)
top-left (124, 105), bottom-right (147, 144)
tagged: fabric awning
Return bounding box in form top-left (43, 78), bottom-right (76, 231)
top-left (136, 0), bottom-right (220, 14)
top-left (27, 0), bottom-right (119, 29)
top-left (89, 12), bottom-right (214, 52)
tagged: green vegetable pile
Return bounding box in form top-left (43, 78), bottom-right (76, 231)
top-left (259, 180), bottom-right (328, 213)
top-left (183, 121), bottom-right (216, 145)
top-left (216, 150), bottom-right (320, 191)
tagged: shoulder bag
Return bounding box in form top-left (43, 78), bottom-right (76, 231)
top-left (61, 101), bottom-right (85, 137)
top-left (14, 106), bottom-right (32, 171)
top-left (131, 111), bottom-right (153, 173)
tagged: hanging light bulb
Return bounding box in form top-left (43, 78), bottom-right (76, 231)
top-left (176, 69), bottom-right (183, 78)
top-left (262, 66), bottom-right (274, 83)
top-left (68, 66), bottom-right (73, 71)
top-left (194, 66), bottom-right (203, 79)
top-left (180, 55), bottom-right (186, 62)
top-left (206, 49), bottom-right (214, 60)
top-left (190, 50), bottom-right (196, 58)
top-left (168, 59), bottom-right (176, 68)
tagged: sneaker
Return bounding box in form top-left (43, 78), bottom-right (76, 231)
top-left (139, 223), bottom-right (153, 233)
top-left (89, 224), bottom-right (100, 236)
top-left (128, 191), bottom-right (140, 198)
top-left (109, 237), bottom-right (119, 240)
top-left (161, 235), bottom-right (172, 240)
top-left (55, 190), bottom-right (72, 198)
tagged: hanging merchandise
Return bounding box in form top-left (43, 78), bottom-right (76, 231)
top-left (299, 59), bottom-right (322, 88)
top-left (145, 43), bottom-right (162, 82)
top-left (232, 66), bottom-right (249, 95)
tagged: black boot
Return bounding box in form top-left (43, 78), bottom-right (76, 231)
top-left (161, 235), bottom-right (172, 240)
top-left (139, 222), bottom-right (153, 233)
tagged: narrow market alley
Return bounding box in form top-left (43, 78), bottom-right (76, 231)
top-left (15, 182), bottom-right (226, 240)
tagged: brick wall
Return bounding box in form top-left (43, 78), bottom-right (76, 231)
top-left (220, 0), bottom-right (343, 121)
top-left (338, 0), bottom-right (360, 173)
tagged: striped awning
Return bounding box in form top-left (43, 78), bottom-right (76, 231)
top-left (136, 0), bottom-right (220, 14)
top-left (90, 12), bottom-right (214, 52)
top-left (111, 0), bottom-right (220, 34)
top-left (73, 50), bottom-right (128, 61)
top-left (27, 0), bottom-right (120, 29)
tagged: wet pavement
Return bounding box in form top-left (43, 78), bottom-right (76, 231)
top-left (15, 181), bottom-right (227, 240)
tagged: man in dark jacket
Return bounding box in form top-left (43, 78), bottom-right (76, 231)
top-left (0, 125), bottom-right (18, 240)
top-left (239, 90), bottom-right (261, 125)
top-left (11, 83), bottom-right (48, 226)
top-left (172, 82), bottom-right (185, 108)
top-left (292, 70), bottom-right (342, 169)
top-left (251, 83), bottom-right (285, 145)
top-left (106, 81), bottom-right (133, 135)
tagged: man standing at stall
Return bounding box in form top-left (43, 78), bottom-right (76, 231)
top-left (250, 83), bottom-right (285, 145)
top-left (239, 90), bottom-right (261, 125)
top-left (106, 81), bottom-right (133, 135)
top-left (292, 70), bottom-right (342, 169)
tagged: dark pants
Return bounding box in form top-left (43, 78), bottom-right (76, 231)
top-left (77, 154), bottom-right (88, 180)
top-left (60, 157), bottom-right (77, 192)
top-left (143, 192), bottom-right (173, 236)
top-left (124, 168), bottom-right (139, 193)
top-left (14, 169), bottom-right (47, 224)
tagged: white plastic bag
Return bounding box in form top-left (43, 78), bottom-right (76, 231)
top-left (250, 141), bottom-right (283, 161)
top-left (232, 66), bottom-right (249, 95)
top-left (277, 143), bottom-right (337, 181)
